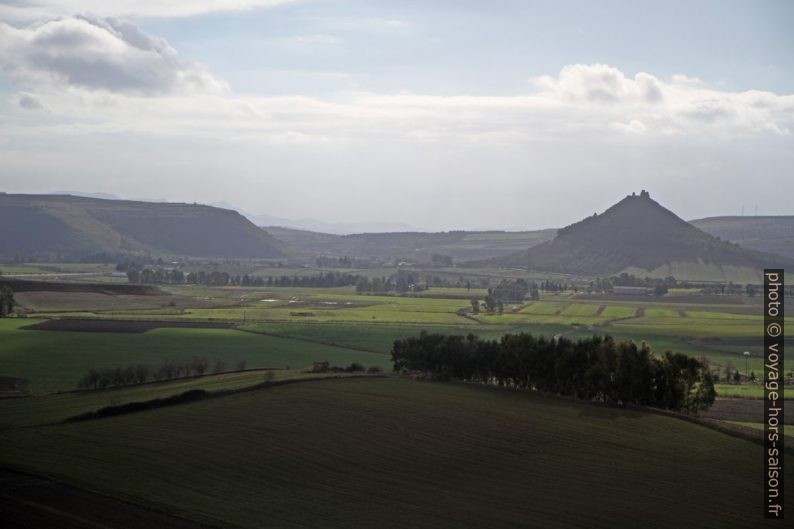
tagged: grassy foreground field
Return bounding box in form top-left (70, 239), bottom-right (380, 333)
top-left (0, 377), bottom-right (787, 529)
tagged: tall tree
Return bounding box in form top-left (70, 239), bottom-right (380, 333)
top-left (0, 285), bottom-right (15, 317)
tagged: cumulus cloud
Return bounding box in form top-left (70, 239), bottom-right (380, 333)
top-left (1, 62), bottom-right (791, 229)
top-left (534, 64), bottom-right (665, 104)
top-left (0, 15), bottom-right (227, 95)
top-left (0, 1), bottom-right (297, 20)
top-left (2, 62), bottom-right (792, 143)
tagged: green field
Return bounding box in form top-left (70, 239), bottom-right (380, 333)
top-left (1, 269), bottom-right (790, 528)
top-left (725, 420), bottom-right (765, 431)
top-left (0, 377), bottom-right (785, 529)
top-left (0, 368), bottom-right (344, 429)
top-left (3, 277), bottom-right (791, 393)
top-left (713, 384), bottom-right (789, 398)
top-left (0, 319), bottom-right (388, 392)
top-left (243, 321), bottom-right (570, 354)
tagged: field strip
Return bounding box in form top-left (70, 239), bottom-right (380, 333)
top-left (236, 327), bottom-right (387, 354)
top-left (623, 402), bottom-right (794, 454)
top-left (454, 308), bottom-right (483, 324)
top-left (437, 379), bottom-right (794, 453)
top-left (62, 374), bottom-right (387, 425)
top-left (592, 311), bottom-right (644, 329)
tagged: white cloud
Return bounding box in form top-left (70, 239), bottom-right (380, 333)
top-left (0, 15), bottom-right (227, 95)
top-left (0, 1), bottom-right (297, 20)
top-left (533, 64), bottom-right (665, 103)
top-left (3, 52), bottom-right (792, 141)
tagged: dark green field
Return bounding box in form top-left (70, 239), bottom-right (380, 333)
top-left (0, 377), bottom-right (785, 529)
top-left (0, 319), bottom-right (389, 392)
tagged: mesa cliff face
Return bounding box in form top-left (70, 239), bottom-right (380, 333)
top-left (0, 193), bottom-right (285, 259)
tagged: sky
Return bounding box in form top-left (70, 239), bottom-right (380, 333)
top-left (1, 0), bottom-right (793, 231)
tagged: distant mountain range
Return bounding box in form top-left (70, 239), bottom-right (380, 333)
top-left (2, 192), bottom-right (792, 281)
top-left (690, 216), bottom-right (794, 260)
top-left (265, 226), bottom-right (556, 263)
top-left (208, 202), bottom-right (421, 235)
top-left (27, 194), bottom-right (420, 235)
top-left (0, 193), bottom-right (284, 259)
top-left (487, 191), bottom-right (793, 281)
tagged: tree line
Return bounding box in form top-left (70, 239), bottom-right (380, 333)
top-left (355, 271), bottom-right (428, 294)
top-left (127, 267), bottom-right (365, 288)
top-left (77, 356), bottom-right (248, 389)
top-left (391, 332), bottom-right (716, 413)
top-left (469, 279), bottom-right (539, 315)
top-left (539, 280), bottom-right (571, 292)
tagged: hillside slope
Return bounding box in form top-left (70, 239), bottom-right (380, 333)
top-left (0, 193), bottom-right (285, 259)
top-left (0, 377), bottom-right (783, 529)
top-left (264, 226), bottom-right (556, 263)
top-left (490, 191), bottom-right (792, 281)
top-left (692, 215), bottom-right (794, 259)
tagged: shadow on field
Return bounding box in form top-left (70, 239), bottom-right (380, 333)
top-left (0, 469), bottom-right (216, 529)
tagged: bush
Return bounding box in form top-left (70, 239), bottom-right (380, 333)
top-left (78, 357), bottom-right (218, 390)
top-left (68, 390), bottom-right (209, 422)
top-left (213, 359), bottom-right (227, 373)
top-left (345, 362), bottom-right (365, 373)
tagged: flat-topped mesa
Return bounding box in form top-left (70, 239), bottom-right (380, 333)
top-left (0, 193), bottom-right (286, 259)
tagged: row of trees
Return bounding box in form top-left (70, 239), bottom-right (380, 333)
top-left (355, 271), bottom-right (428, 294)
top-left (492, 279), bottom-right (537, 303)
top-left (587, 274), bottom-right (677, 294)
top-left (469, 279), bottom-right (540, 314)
top-left (585, 275), bottom-right (772, 298)
top-left (471, 296), bottom-right (504, 314)
top-left (77, 356), bottom-right (247, 389)
top-left (262, 272), bottom-right (361, 288)
top-left (539, 280), bottom-right (572, 292)
top-left (127, 267), bottom-right (185, 284)
top-left (0, 285), bottom-right (14, 317)
top-left (391, 332), bottom-right (716, 413)
top-left (127, 267), bottom-right (365, 289)
top-left (315, 256), bottom-right (376, 268)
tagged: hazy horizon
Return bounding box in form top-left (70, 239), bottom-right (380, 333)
top-left (1, 0), bottom-right (793, 231)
